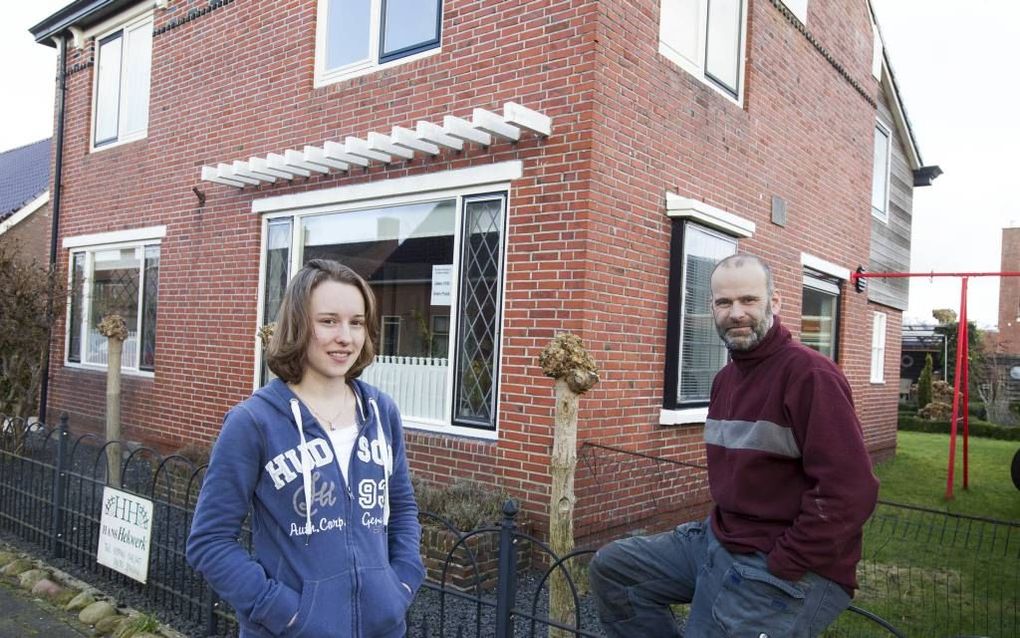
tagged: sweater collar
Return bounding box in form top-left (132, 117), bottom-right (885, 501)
top-left (728, 315), bottom-right (791, 365)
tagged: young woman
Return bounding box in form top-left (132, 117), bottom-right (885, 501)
top-left (187, 259), bottom-right (424, 637)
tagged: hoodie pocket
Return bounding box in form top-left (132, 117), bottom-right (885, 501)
top-left (286, 573), bottom-right (353, 637)
top-left (357, 565), bottom-right (411, 637)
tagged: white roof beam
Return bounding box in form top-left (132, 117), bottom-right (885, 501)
top-left (201, 165), bottom-right (246, 188)
top-left (444, 115), bottom-right (492, 146)
top-left (217, 163), bottom-right (260, 186)
top-left (345, 136), bottom-right (391, 163)
top-left (249, 156), bottom-right (292, 180)
top-left (391, 126), bottom-right (439, 155)
top-left (367, 132), bottom-right (414, 160)
top-left (504, 101), bottom-right (552, 137)
top-left (284, 149), bottom-right (329, 174)
top-left (266, 153), bottom-right (310, 178)
top-left (416, 121), bottom-right (463, 151)
top-left (472, 108), bottom-right (520, 141)
top-left (323, 140), bottom-right (370, 167)
top-left (303, 145), bottom-right (350, 171)
top-left (232, 160), bottom-right (275, 183)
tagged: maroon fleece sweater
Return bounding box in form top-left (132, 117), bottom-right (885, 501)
top-left (706, 317), bottom-right (879, 592)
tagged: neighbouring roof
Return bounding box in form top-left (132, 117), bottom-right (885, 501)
top-left (0, 139), bottom-right (50, 221)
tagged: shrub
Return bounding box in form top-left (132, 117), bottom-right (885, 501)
top-left (916, 354), bottom-right (933, 411)
top-left (898, 414), bottom-right (1020, 441)
top-left (412, 476), bottom-right (514, 531)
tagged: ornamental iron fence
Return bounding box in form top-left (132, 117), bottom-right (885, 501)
top-left (0, 413), bottom-right (983, 636)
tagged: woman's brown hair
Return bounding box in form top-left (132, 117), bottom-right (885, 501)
top-left (266, 259), bottom-right (378, 383)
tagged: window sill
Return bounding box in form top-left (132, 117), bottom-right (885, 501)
top-left (659, 407), bottom-right (708, 426)
top-left (870, 380), bottom-right (886, 385)
top-left (63, 362), bottom-right (155, 380)
top-left (403, 418), bottom-right (498, 441)
top-left (658, 41), bottom-right (744, 109)
top-left (90, 132), bottom-right (147, 154)
top-left (314, 47), bottom-right (441, 90)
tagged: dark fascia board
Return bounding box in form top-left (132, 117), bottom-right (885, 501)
top-left (913, 165), bottom-right (943, 187)
top-left (30, 0), bottom-right (144, 47)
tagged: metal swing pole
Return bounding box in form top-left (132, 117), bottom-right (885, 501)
top-left (945, 277), bottom-right (968, 500)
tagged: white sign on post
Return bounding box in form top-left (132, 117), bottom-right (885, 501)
top-left (97, 486), bottom-right (154, 583)
top-left (431, 264), bottom-right (453, 306)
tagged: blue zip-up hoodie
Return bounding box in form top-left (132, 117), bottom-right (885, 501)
top-left (187, 378), bottom-right (425, 637)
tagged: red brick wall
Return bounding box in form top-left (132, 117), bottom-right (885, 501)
top-left (45, 0), bottom-right (898, 539)
top-left (0, 202), bottom-right (51, 262)
top-left (998, 228), bottom-right (1020, 354)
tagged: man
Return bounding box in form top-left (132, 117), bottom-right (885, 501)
top-left (589, 254), bottom-right (879, 637)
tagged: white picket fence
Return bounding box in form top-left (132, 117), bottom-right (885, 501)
top-left (361, 356), bottom-right (448, 422)
top-left (84, 329), bottom-right (139, 369)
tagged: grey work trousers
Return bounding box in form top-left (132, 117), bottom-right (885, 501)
top-left (588, 519), bottom-right (851, 637)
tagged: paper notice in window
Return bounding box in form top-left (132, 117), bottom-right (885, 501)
top-left (431, 265), bottom-right (453, 306)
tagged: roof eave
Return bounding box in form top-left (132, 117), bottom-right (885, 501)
top-left (30, 0), bottom-right (141, 47)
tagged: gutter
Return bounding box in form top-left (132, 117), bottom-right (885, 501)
top-left (38, 35), bottom-right (69, 424)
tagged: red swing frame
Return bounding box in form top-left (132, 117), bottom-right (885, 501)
top-left (850, 269), bottom-right (1020, 499)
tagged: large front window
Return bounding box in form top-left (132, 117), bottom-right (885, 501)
top-left (262, 192), bottom-right (506, 430)
top-left (316, 0), bottom-right (442, 85)
top-left (66, 243), bottom-right (160, 373)
top-left (665, 222), bottom-right (737, 408)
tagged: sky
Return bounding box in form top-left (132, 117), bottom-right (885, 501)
top-left (1, 1), bottom-right (1016, 328)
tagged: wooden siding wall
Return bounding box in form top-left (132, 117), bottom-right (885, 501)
top-left (868, 83), bottom-right (913, 310)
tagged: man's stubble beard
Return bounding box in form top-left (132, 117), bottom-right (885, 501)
top-left (717, 303), bottom-right (773, 351)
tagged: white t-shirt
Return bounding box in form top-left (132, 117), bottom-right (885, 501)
top-left (327, 424), bottom-right (359, 486)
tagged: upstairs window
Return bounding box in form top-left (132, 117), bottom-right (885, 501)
top-left (92, 14), bottom-right (152, 149)
top-left (659, 0), bottom-right (748, 102)
top-left (317, 0), bottom-right (442, 85)
top-left (871, 122), bottom-right (892, 222)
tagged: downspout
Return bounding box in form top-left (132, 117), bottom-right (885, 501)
top-left (39, 34), bottom-right (68, 424)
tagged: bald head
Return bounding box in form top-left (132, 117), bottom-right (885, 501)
top-left (711, 254), bottom-right (774, 298)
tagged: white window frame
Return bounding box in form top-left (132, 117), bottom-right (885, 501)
top-left (89, 10), bottom-right (153, 152)
top-left (660, 193), bottom-right (754, 425)
top-left (781, 0), bottom-right (808, 24)
top-left (871, 120), bottom-right (892, 223)
top-left (253, 164), bottom-right (520, 440)
top-left (658, 0), bottom-right (749, 106)
top-left (63, 226), bottom-right (165, 378)
top-left (870, 311), bottom-right (887, 383)
top-left (314, 0), bottom-right (443, 88)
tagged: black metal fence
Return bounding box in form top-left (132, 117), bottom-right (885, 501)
top-left (5, 413), bottom-right (1013, 637)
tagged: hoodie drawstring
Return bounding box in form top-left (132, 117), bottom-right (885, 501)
top-left (289, 399), bottom-right (314, 546)
top-left (369, 398), bottom-right (393, 527)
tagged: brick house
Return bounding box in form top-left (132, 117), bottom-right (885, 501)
top-left (0, 138), bottom-right (51, 259)
top-left (31, 0), bottom-right (937, 540)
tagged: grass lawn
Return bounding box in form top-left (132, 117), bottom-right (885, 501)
top-left (838, 431), bottom-right (1020, 637)
top-left (875, 430), bottom-right (1020, 521)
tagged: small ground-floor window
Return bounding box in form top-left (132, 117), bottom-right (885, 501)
top-left (801, 270), bottom-right (841, 361)
top-left (64, 228), bottom-right (163, 374)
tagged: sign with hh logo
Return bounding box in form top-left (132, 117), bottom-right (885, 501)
top-left (97, 487), bottom-right (154, 583)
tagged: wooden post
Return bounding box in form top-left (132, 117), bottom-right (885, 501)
top-left (539, 334), bottom-right (598, 638)
top-left (99, 314), bottom-right (127, 488)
